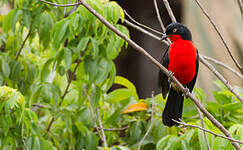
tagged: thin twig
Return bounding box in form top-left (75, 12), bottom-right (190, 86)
top-left (237, 0), bottom-right (243, 19)
top-left (195, 107), bottom-right (211, 150)
top-left (194, 0), bottom-right (243, 73)
top-left (137, 91), bottom-right (155, 150)
top-left (153, 0), bottom-right (166, 32)
top-left (96, 108), bottom-right (108, 148)
top-left (97, 126), bottom-right (129, 131)
top-left (124, 10), bottom-right (163, 36)
top-left (199, 55), bottom-right (243, 103)
top-left (39, 0), bottom-right (82, 7)
top-left (41, 1), bottom-right (241, 149)
top-left (162, 0), bottom-right (176, 22)
top-left (172, 119), bottom-right (243, 145)
top-left (83, 89), bottom-right (104, 143)
top-left (202, 55), bottom-right (243, 79)
top-left (59, 59), bottom-right (81, 106)
top-left (46, 60), bottom-right (81, 133)
top-left (124, 19), bottom-right (164, 42)
top-left (15, 30), bottom-right (31, 60)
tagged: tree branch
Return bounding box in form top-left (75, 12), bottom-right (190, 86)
top-left (153, 0), bottom-right (166, 32)
top-left (172, 119), bottom-right (243, 145)
top-left (96, 126), bottom-right (129, 131)
top-left (199, 55), bottom-right (243, 103)
top-left (40, 0), bottom-right (241, 149)
top-left (237, 0), bottom-right (243, 19)
top-left (137, 92), bottom-right (155, 150)
top-left (202, 55), bottom-right (243, 79)
top-left (124, 10), bottom-right (163, 36)
top-left (162, 0), bottom-right (176, 22)
top-left (196, 107), bottom-right (211, 150)
top-left (15, 29), bottom-right (31, 60)
top-left (96, 108), bottom-right (108, 148)
top-left (39, 0), bottom-right (82, 7)
top-left (194, 0), bottom-right (243, 73)
top-left (83, 89), bottom-right (104, 144)
top-left (46, 59), bottom-right (81, 133)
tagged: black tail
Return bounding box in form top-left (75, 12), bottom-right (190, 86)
top-left (162, 88), bottom-right (184, 127)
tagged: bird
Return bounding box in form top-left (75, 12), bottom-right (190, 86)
top-left (159, 22), bottom-right (199, 127)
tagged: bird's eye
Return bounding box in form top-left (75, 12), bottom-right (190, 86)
top-left (173, 28), bottom-right (177, 33)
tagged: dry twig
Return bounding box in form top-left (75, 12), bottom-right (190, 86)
top-left (194, 0), bottom-right (243, 73)
top-left (199, 55), bottom-right (243, 103)
top-left (137, 92), bottom-right (155, 150)
top-left (237, 0), bottom-right (243, 19)
top-left (153, 0), bottom-right (166, 32)
top-left (96, 108), bottom-right (108, 148)
top-left (202, 55), bottom-right (243, 79)
top-left (195, 107), bottom-right (211, 150)
top-left (40, 0), bottom-right (241, 149)
top-left (162, 0), bottom-right (176, 22)
top-left (16, 29), bottom-right (31, 60)
top-left (172, 119), bottom-right (243, 145)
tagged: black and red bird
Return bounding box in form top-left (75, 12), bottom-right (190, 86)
top-left (159, 23), bottom-right (199, 127)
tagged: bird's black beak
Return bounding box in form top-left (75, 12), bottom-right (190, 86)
top-left (161, 34), bottom-right (169, 40)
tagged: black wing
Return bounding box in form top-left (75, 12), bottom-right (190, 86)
top-left (186, 49), bottom-right (199, 92)
top-left (159, 47), bottom-right (170, 99)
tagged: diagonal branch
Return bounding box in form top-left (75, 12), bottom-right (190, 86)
top-left (153, 0), bottom-right (166, 32)
top-left (162, 0), bottom-right (176, 22)
top-left (39, 0), bottom-right (82, 7)
top-left (124, 10), bottom-right (163, 36)
top-left (15, 29), bottom-right (31, 60)
top-left (46, 59), bottom-right (81, 133)
top-left (202, 55), bottom-right (243, 79)
top-left (40, 0), bottom-right (241, 149)
top-left (237, 0), bottom-right (243, 19)
top-left (194, 0), bottom-right (243, 73)
top-left (199, 55), bottom-right (243, 103)
top-left (173, 119), bottom-right (243, 145)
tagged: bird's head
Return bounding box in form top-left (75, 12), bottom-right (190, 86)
top-left (162, 23), bottom-right (192, 42)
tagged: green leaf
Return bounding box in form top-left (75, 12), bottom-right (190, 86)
top-left (64, 48), bottom-right (72, 69)
top-left (40, 58), bottom-right (54, 82)
top-left (2, 60), bottom-right (10, 78)
top-left (91, 38), bottom-right (99, 58)
top-left (105, 88), bottom-right (133, 103)
top-left (77, 36), bottom-right (90, 52)
top-left (53, 19), bottom-right (70, 48)
top-left (114, 76), bottom-right (139, 100)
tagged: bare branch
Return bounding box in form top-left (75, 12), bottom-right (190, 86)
top-left (194, 0), bottom-right (243, 73)
top-left (202, 55), bottom-right (243, 79)
top-left (199, 55), bottom-right (243, 103)
top-left (162, 0), bottom-right (176, 22)
top-left (83, 89), bottom-right (104, 143)
top-left (96, 108), bottom-right (108, 148)
top-left (137, 91), bottom-right (155, 150)
top-left (46, 59), bottom-right (81, 133)
top-left (153, 0), bottom-right (166, 32)
top-left (39, 0), bottom-right (82, 7)
top-left (195, 107), bottom-right (211, 150)
top-left (97, 126), bottom-right (129, 131)
top-left (41, 1), bottom-right (241, 149)
top-left (173, 119), bottom-right (243, 145)
top-left (16, 29), bottom-right (31, 60)
top-left (124, 10), bottom-right (163, 36)
top-left (237, 0), bottom-right (243, 19)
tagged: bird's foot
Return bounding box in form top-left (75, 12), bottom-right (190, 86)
top-left (182, 88), bottom-right (190, 98)
top-left (167, 71), bottom-right (174, 83)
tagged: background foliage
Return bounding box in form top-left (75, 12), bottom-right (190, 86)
top-left (0, 0), bottom-right (242, 149)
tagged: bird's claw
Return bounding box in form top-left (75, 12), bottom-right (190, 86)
top-left (168, 71), bottom-right (174, 83)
